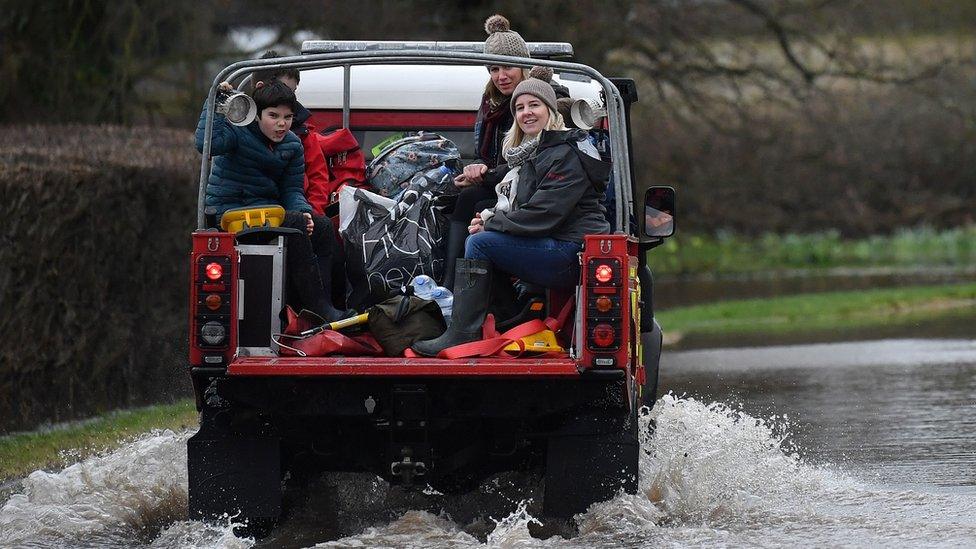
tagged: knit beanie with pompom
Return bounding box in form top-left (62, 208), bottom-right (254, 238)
top-left (483, 14), bottom-right (530, 58)
top-left (510, 66), bottom-right (558, 114)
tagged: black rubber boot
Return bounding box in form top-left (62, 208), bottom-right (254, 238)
top-left (440, 220), bottom-right (469, 288)
top-left (488, 270), bottom-right (521, 325)
top-left (411, 258), bottom-right (491, 357)
top-left (292, 258), bottom-right (354, 323)
top-left (316, 256), bottom-right (358, 321)
top-left (282, 212), bottom-right (354, 322)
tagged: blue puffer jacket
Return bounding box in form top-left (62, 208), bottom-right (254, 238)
top-left (195, 104), bottom-right (311, 218)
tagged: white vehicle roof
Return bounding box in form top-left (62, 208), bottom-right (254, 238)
top-left (296, 64), bottom-right (603, 111)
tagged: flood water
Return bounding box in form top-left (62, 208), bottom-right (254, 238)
top-left (2, 338), bottom-right (975, 548)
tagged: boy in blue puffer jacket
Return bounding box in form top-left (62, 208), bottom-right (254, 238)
top-left (195, 81), bottom-right (354, 322)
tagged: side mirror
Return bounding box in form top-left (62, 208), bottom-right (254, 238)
top-left (643, 186), bottom-right (675, 238)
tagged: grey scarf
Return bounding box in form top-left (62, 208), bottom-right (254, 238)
top-left (502, 136), bottom-right (539, 168)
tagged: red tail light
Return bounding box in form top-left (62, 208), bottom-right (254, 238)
top-left (205, 262), bottom-right (223, 281)
top-left (586, 256), bottom-right (622, 354)
top-left (195, 255), bottom-right (232, 352)
top-left (581, 236), bottom-right (631, 369)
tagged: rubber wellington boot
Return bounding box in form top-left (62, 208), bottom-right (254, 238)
top-left (411, 258), bottom-right (491, 357)
top-left (440, 220), bottom-right (469, 289)
top-left (316, 257), bottom-right (358, 322)
top-left (488, 271), bottom-right (521, 326)
top-left (291, 259), bottom-right (355, 323)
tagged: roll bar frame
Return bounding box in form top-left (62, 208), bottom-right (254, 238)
top-left (197, 50), bottom-right (634, 235)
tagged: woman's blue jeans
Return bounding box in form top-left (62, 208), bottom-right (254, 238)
top-left (464, 230), bottom-right (582, 288)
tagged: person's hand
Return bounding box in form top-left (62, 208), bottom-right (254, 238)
top-left (302, 212), bottom-right (314, 236)
top-left (468, 213), bottom-right (485, 235)
top-left (455, 163), bottom-right (488, 187)
top-left (217, 81), bottom-right (234, 93)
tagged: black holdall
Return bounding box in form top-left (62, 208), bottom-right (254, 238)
top-left (367, 290), bottom-right (446, 357)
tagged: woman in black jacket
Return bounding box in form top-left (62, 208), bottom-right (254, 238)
top-left (442, 14), bottom-right (570, 288)
top-left (441, 14), bottom-right (527, 288)
top-left (413, 68), bottom-right (610, 356)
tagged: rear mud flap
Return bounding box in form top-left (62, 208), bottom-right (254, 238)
top-left (187, 434), bottom-right (281, 524)
top-left (543, 413), bottom-right (639, 518)
top-left (640, 320), bottom-right (663, 405)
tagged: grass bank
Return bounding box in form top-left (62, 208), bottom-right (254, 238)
top-left (0, 399), bottom-right (197, 482)
top-left (656, 282), bottom-right (976, 346)
top-left (649, 226), bottom-right (976, 276)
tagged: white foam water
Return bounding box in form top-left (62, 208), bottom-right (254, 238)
top-left (314, 395), bottom-right (976, 548)
top-left (3, 396), bottom-right (976, 548)
top-left (0, 430), bottom-right (246, 549)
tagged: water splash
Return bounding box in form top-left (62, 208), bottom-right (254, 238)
top-left (149, 519), bottom-right (252, 549)
top-left (2, 395), bottom-right (975, 548)
top-left (310, 510), bottom-right (479, 548)
top-left (0, 429), bottom-right (244, 549)
top-left (640, 393), bottom-right (826, 525)
top-left (482, 500), bottom-right (543, 547)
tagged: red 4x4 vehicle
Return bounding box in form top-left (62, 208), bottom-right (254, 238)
top-left (188, 41), bottom-right (675, 528)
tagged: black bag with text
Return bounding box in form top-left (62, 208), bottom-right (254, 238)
top-left (341, 186), bottom-right (447, 310)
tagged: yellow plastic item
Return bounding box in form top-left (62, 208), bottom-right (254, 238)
top-left (326, 313), bottom-right (369, 331)
top-left (220, 206), bottom-right (286, 233)
top-left (504, 329), bottom-right (564, 353)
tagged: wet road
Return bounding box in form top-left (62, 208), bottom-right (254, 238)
top-left (2, 338), bottom-right (975, 547)
top-left (660, 339), bottom-right (976, 489)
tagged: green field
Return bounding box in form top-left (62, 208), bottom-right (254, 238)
top-left (0, 400), bottom-right (197, 482)
top-left (649, 226), bottom-right (976, 275)
top-left (656, 282), bottom-right (976, 344)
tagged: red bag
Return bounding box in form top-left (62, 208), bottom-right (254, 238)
top-left (317, 128), bottom-right (367, 200)
top-left (299, 125), bottom-right (333, 216)
top-left (274, 307), bottom-right (383, 357)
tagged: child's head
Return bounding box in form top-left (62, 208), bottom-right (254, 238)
top-left (252, 50), bottom-right (301, 92)
top-left (252, 80), bottom-right (297, 143)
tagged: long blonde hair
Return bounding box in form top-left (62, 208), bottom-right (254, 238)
top-left (502, 104), bottom-right (566, 152)
top-left (484, 67), bottom-right (530, 108)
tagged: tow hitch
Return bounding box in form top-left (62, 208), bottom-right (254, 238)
top-left (391, 447), bottom-right (427, 484)
top-left (389, 384), bottom-right (430, 485)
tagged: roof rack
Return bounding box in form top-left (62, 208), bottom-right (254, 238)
top-left (300, 40), bottom-right (573, 59)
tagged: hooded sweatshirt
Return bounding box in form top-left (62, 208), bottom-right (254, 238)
top-left (483, 129), bottom-right (610, 242)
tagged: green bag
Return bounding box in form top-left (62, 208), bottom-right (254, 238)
top-left (367, 294), bottom-right (446, 356)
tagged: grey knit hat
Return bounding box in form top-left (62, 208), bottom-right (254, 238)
top-left (483, 14), bottom-right (530, 58)
top-left (511, 66), bottom-right (558, 114)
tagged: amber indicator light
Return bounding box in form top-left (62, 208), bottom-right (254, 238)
top-left (205, 294), bottom-right (222, 310)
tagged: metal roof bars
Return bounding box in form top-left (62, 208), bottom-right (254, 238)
top-left (301, 41), bottom-right (574, 59)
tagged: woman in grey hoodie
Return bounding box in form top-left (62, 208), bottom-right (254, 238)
top-left (413, 68), bottom-right (609, 356)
